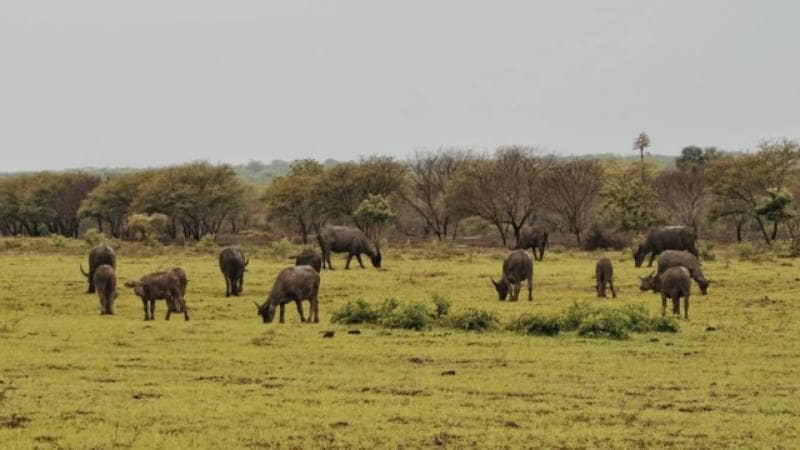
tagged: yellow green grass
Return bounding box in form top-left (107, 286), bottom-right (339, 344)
top-left (0, 242), bottom-right (798, 448)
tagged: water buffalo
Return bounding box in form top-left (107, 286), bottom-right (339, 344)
top-left (219, 247), bottom-right (248, 297)
top-left (316, 225), bottom-right (381, 270)
top-left (640, 266), bottom-right (691, 319)
top-left (93, 264), bottom-right (118, 315)
top-left (634, 226), bottom-right (698, 267)
top-left (491, 249), bottom-right (533, 301)
top-left (595, 256), bottom-right (616, 298)
top-left (256, 266), bottom-right (320, 323)
top-left (80, 244), bottom-right (116, 293)
top-left (125, 269), bottom-right (189, 321)
top-left (640, 250), bottom-right (709, 295)
top-left (294, 248), bottom-right (322, 273)
top-left (513, 225), bottom-right (548, 261)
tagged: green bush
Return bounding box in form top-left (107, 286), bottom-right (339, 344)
top-left (270, 238), bottom-right (294, 258)
top-left (83, 229), bottom-right (109, 247)
top-left (330, 299), bottom-right (380, 324)
top-left (618, 304), bottom-right (651, 333)
top-left (507, 314), bottom-right (561, 336)
top-left (431, 294), bottom-right (451, 319)
top-left (648, 315), bottom-right (680, 333)
top-left (49, 234), bottom-right (68, 249)
top-left (700, 241), bottom-right (716, 261)
top-left (380, 302), bottom-right (434, 331)
top-left (197, 234), bottom-right (217, 250)
top-left (577, 309), bottom-right (631, 340)
top-left (562, 301), bottom-right (595, 331)
top-left (446, 309), bottom-right (499, 332)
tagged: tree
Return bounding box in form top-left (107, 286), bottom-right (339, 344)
top-left (541, 159), bottom-right (604, 246)
top-left (707, 139), bottom-right (800, 244)
top-left (401, 149), bottom-right (470, 240)
top-left (262, 159), bottom-right (325, 244)
top-left (447, 146), bottom-right (546, 245)
top-left (354, 194), bottom-right (395, 242)
top-left (79, 172), bottom-right (150, 238)
top-left (601, 161), bottom-right (660, 232)
top-left (633, 132), bottom-right (651, 163)
top-left (653, 169), bottom-right (708, 229)
top-left (676, 146), bottom-right (720, 172)
top-left (633, 132), bottom-right (651, 182)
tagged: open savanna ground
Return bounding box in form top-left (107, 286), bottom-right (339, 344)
top-left (0, 240), bottom-right (798, 449)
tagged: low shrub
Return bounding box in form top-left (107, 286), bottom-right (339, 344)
top-left (269, 238), bottom-right (295, 258)
top-left (562, 301), bottom-right (595, 331)
top-left (83, 229), bottom-right (110, 247)
top-left (577, 309), bottom-right (631, 340)
top-left (380, 302), bottom-right (434, 331)
top-left (445, 308), bottom-right (499, 332)
top-left (699, 241), bottom-right (716, 261)
top-left (431, 294), bottom-right (451, 319)
top-left (618, 304), bottom-right (651, 333)
top-left (507, 314), bottom-right (561, 336)
top-left (648, 315), bottom-right (680, 333)
top-left (330, 299), bottom-right (380, 324)
top-left (197, 234), bottom-right (217, 251)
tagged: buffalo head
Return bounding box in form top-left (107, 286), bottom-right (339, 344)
top-left (491, 277), bottom-right (509, 301)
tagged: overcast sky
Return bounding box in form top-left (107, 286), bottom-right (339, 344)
top-left (1, 1), bottom-right (798, 171)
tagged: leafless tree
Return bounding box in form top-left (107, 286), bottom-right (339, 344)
top-left (541, 159), bottom-right (604, 246)
top-left (401, 149), bottom-right (470, 240)
top-left (653, 169), bottom-right (708, 229)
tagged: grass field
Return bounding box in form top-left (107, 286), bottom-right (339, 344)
top-left (0, 240), bottom-right (798, 449)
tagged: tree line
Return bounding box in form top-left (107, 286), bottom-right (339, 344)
top-left (1, 139), bottom-right (799, 247)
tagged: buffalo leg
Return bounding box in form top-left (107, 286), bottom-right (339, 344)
top-left (672, 297), bottom-right (680, 316)
top-left (311, 295), bottom-right (319, 323)
top-left (647, 253), bottom-right (656, 267)
top-left (279, 303), bottom-right (286, 323)
top-left (324, 250), bottom-right (334, 270)
top-left (165, 296), bottom-right (172, 321)
top-left (660, 293), bottom-right (667, 316)
top-left (683, 294), bottom-right (689, 320)
top-left (142, 299), bottom-right (149, 321)
top-left (345, 254), bottom-right (353, 270)
top-left (224, 276), bottom-right (231, 297)
top-left (597, 281), bottom-right (605, 298)
top-left (527, 277), bottom-right (533, 302)
top-left (609, 280), bottom-right (617, 298)
top-left (537, 246), bottom-right (544, 261)
top-left (175, 296), bottom-right (190, 321)
top-left (512, 283), bottom-right (520, 301)
top-left (295, 300), bottom-right (306, 323)
top-left (356, 254), bottom-right (365, 268)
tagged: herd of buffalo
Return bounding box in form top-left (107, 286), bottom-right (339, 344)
top-left (79, 224), bottom-right (708, 323)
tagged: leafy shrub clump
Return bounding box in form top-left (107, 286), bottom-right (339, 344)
top-left (700, 241), bottom-right (716, 261)
top-left (83, 229), bottom-right (110, 247)
top-left (648, 316), bottom-right (680, 333)
top-left (197, 234), bottom-right (217, 251)
top-left (380, 302), bottom-right (434, 331)
top-left (507, 314), bottom-right (561, 336)
top-left (618, 304), bottom-right (651, 333)
top-left (445, 308), bottom-right (499, 332)
top-left (270, 238), bottom-right (295, 258)
top-left (562, 301), bottom-right (595, 331)
top-left (577, 309), bottom-right (631, 340)
top-left (330, 299), bottom-right (380, 324)
top-left (432, 294), bottom-right (451, 319)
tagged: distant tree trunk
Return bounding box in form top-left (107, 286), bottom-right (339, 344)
top-left (493, 221), bottom-right (508, 246)
top-left (755, 217), bottom-right (772, 245)
top-left (736, 219), bottom-right (744, 242)
top-left (771, 221), bottom-right (779, 241)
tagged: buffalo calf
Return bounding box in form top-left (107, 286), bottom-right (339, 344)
top-left (595, 257), bottom-right (616, 298)
top-left (492, 250), bottom-right (533, 302)
top-left (257, 266), bottom-right (320, 324)
top-left (93, 264), bottom-right (118, 315)
top-left (125, 269), bottom-right (189, 321)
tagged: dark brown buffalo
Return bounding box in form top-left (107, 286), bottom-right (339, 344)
top-left (80, 244), bottom-right (116, 293)
top-left (125, 269), bottom-right (189, 321)
top-left (294, 248), bottom-right (322, 273)
top-left (491, 249), bottom-right (533, 302)
top-left (256, 266), bottom-right (320, 323)
top-left (93, 264), bottom-right (118, 315)
top-left (641, 250), bottom-right (709, 295)
top-left (316, 225), bottom-right (381, 270)
top-left (219, 247), bottom-right (248, 297)
top-left (513, 225), bottom-right (548, 261)
top-left (595, 256), bottom-right (616, 298)
top-left (634, 226), bottom-right (698, 267)
top-left (640, 266), bottom-right (691, 319)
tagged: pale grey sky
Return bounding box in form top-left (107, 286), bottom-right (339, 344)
top-left (1, 0), bottom-right (798, 171)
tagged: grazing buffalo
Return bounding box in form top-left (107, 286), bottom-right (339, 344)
top-left (80, 244), bottom-right (116, 293)
top-left (295, 248), bottom-right (322, 273)
top-left (93, 264), bottom-right (118, 315)
top-left (219, 247), bottom-right (248, 297)
top-left (491, 249), bottom-right (533, 302)
top-left (634, 226), bottom-right (698, 267)
top-left (513, 225), bottom-right (548, 261)
top-left (595, 257), bottom-right (616, 298)
top-left (125, 270), bottom-right (189, 321)
top-left (256, 266), bottom-right (320, 323)
top-left (641, 250), bottom-right (709, 295)
top-left (316, 225), bottom-right (381, 270)
top-left (640, 266), bottom-right (692, 319)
